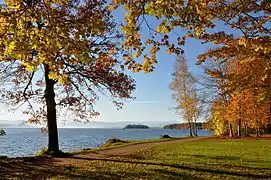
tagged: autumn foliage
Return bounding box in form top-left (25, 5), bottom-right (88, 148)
top-left (114, 0), bottom-right (270, 137)
top-left (0, 0), bottom-right (270, 154)
top-left (0, 0), bottom-right (135, 153)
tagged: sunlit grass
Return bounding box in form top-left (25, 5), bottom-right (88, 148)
top-left (1, 138), bottom-right (271, 179)
top-left (72, 136), bottom-right (179, 155)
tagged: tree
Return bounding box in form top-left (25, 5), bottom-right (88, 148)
top-left (201, 59), bottom-right (235, 137)
top-left (0, 0), bottom-right (135, 154)
top-left (208, 99), bottom-right (228, 136)
top-left (112, 1), bottom-right (270, 137)
top-left (170, 55), bottom-right (202, 136)
top-left (203, 54), bottom-right (270, 137)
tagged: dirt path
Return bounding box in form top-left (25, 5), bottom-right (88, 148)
top-left (54, 136), bottom-right (211, 165)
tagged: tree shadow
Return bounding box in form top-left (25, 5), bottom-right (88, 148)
top-left (68, 156), bottom-right (271, 179)
top-left (182, 153), bottom-right (271, 170)
top-left (0, 157), bottom-right (120, 179)
top-left (0, 156), bottom-right (201, 180)
top-left (1, 155), bottom-right (270, 179)
top-left (182, 154), bottom-right (240, 160)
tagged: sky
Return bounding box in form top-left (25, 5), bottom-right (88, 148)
top-left (0, 2), bottom-right (211, 127)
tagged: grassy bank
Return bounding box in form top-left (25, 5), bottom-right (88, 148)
top-left (1, 137), bottom-right (271, 179)
top-left (72, 136), bottom-right (179, 155)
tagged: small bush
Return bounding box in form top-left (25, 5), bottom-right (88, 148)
top-left (160, 134), bottom-right (172, 138)
top-left (101, 138), bottom-right (128, 148)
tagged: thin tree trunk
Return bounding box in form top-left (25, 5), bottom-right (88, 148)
top-left (193, 121), bottom-right (198, 136)
top-left (191, 123), bottom-right (196, 136)
top-left (195, 123), bottom-right (198, 136)
top-left (244, 122), bottom-right (248, 136)
top-left (229, 123), bottom-right (233, 138)
top-left (237, 119), bottom-right (241, 137)
top-left (188, 121), bottom-right (193, 137)
top-left (44, 64), bottom-right (59, 153)
top-left (256, 128), bottom-right (259, 137)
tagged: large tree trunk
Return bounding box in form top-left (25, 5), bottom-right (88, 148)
top-left (44, 64), bottom-right (59, 153)
top-left (237, 119), bottom-right (241, 137)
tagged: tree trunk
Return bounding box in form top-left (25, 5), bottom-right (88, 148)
top-left (193, 121), bottom-right (198, 136)
top-left (244, 123), bottom-right (248, 136)
top-left (256, 128), bottom-right (259, 137)
top-left (229, 123), bottom-right (233, 138)
top-left (188, 122), bottom-right (193, 137)
top-left (237, 119), bottom-right (241, 137)
top-left (44, 64), bottom-right (59, 153)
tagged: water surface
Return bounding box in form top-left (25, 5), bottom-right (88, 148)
top-left (0, 128), bottom-right (212, 157)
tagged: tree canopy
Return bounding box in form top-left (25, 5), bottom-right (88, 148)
top-left (111, 0), bottom-right (270, 137)
top-left (0, 0), bottom-right (270, 152)
top-left (0, 0), bottom-right (135, 153)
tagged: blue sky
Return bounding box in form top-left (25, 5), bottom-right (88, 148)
top-left (0, 2), bottom-right (210, 127)
top-left (0, 38), bottom-right (207, 126)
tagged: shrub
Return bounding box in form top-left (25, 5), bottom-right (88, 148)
top-left (0, 129), bottom-right (6, 136)
top-left (160, 134), bottom-right (172, 138)
top-left (101, 138), bottom-right (128, 148)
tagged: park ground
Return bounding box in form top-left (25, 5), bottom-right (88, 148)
top-left (1, 136), bottom-right (271, 179)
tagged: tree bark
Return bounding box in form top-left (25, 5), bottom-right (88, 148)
top-left (188, 122), bottom-right (193, 137)
top-left (44, 64), bottom-right (59, 153)
top-left (237, 119), bottom-right (241, 137)
top-left (195, 123), bottom-right (198, 136)
top-left (192, 121), bottom-right (198, 136)
top-left (229, 123), bottom-right (233, 138)
top-left (244, 122), bottom-right (248, 136)
top-left (256, 128), bottom-right (259, 137)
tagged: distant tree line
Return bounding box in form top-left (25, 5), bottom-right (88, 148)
top-left (164, 123), bottom-right (209, 130)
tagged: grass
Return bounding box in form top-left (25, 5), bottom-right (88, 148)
top-left (72, 136), bottom-right (178, 155)
top-left (1, 137), bottom-right (271, 179)
top-left (143, 139), bottom-right (271, 179)
top-left (100, 136), bottom-right (177, 148)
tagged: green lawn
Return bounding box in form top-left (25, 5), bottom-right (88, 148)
top-left (143, 139), bottom-right (271, 179)
top-left (1, 138), bottom-right (271, 179)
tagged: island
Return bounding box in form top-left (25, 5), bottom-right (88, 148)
top-left (0, 129), bottom-right (6, 136)
top-left (123, 124), bottom-right (149, 129)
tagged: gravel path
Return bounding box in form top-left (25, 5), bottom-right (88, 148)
top-left (54, 136), bottom-right (211, 165)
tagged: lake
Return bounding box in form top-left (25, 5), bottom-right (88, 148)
top-left (0, 128), bottom-right (212, 157)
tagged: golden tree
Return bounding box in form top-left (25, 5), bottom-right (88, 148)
top-left (0, 0), bottom-right (135, 154)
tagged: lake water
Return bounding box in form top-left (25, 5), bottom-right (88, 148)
top-left (0, 128), bottom-right (212, 157)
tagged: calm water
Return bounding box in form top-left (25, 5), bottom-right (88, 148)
top-left (0, 128), bottom-right (212, 157)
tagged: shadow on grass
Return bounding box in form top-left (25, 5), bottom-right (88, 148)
top-left (0, 157), bottom-right (204, 180)
top-left (182, 153), bottom-right (271, 170)
top-left (1, 155), bottom-right (271, 179)
top-left (68, 156), bottom-right (271, 179)
top-left (182, 154), bottom-right (240, 160)
top-left (0, 157), bottom-right (125, 179)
